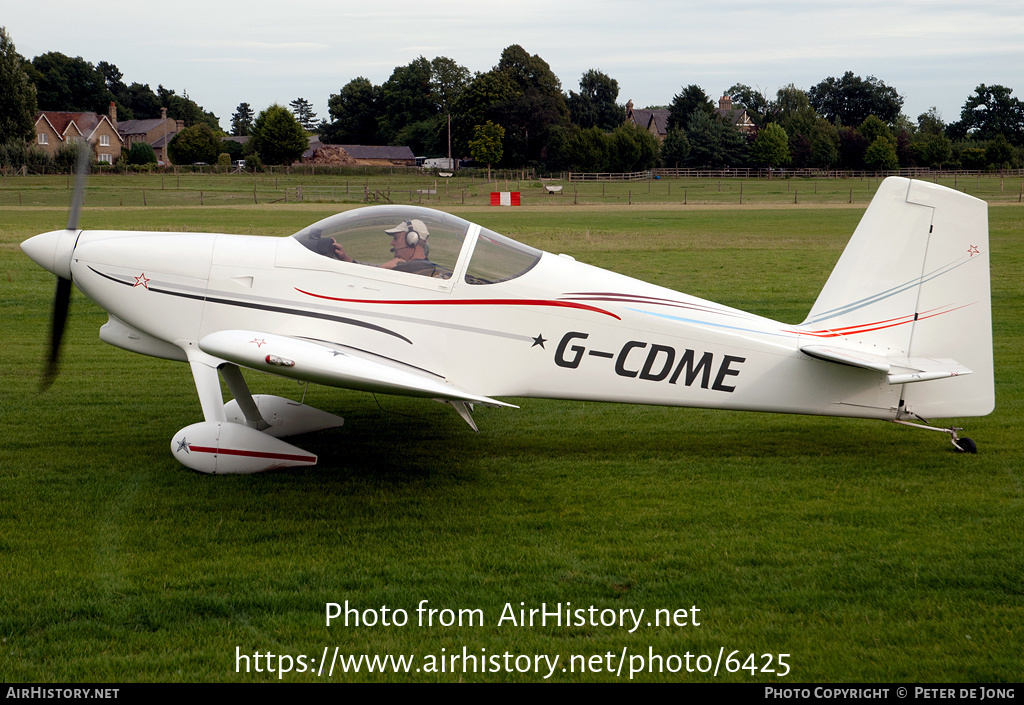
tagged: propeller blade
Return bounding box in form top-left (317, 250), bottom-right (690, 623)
top-left (43, 276), bottom-right (73, 390)
top-left (66, 141), bottom-right (91, 231)
top-left (42, 142), bottom-right (89, 389)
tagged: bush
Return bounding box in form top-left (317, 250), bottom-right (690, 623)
top-left (168, 124), bottom-right (222, 165)
top-left (25, 147), bottom-right (54, 174)
top-left (127, 142), bottom-right (158, 165)
top-left (54, 142), bottom-right (90, 173)
top-left (217, 152), bottom-right (231, 167)
top-left (0, 139), bottom-right (28, 169)
top-left (245, 153), bottom-right (263, 172)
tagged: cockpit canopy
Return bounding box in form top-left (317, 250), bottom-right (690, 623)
top-left (291, 205), bottom-right (542, 285)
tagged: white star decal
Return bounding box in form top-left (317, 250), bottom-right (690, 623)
top-left (134, 273), bottom-right (150, 289)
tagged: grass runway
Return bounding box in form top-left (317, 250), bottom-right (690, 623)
top-left (1, 179), bottom-right (1022, 682)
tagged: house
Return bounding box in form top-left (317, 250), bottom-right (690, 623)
top-left (716, 96), bottom-right (757, 136)
top-left (34, 103), bottom-right (123, 163)
top-left (625, 100), bottom-right (670, 140)
top-left (116, 107), bottom-right (184, 164)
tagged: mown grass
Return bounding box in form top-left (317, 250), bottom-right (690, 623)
top-left (0, 190), bottom-right (1021, 682)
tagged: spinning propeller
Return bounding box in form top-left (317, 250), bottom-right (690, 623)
top-left (22, 143), bottom-right (91, 389)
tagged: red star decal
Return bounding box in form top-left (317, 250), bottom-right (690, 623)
top-left (133, 273), bottom-right (150, 289)
top-left (967, 245), bottom-right (980, 257)
top-left (249, 338), bottom-right (267, 348)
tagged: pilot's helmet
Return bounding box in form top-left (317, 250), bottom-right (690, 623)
top-left (385, 219), bottom-right (430, 247)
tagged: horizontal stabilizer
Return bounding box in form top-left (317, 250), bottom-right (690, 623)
top-left (199, 329), bottom-right (516, 408)
top-left (801, 345), bottom-right (972, 385)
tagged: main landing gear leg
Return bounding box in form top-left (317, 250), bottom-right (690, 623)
top-left (892, 418), bottom-right (978, 453)
top-left (171, 353), bottom-right (320, 474)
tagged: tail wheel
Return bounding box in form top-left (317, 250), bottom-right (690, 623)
top-left (953, 437), bottom-right (978, 454)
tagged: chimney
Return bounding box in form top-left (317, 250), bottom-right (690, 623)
top-left (719, 95), bottom-right (732, 111)
top-left (109, 102), bottom-right (117, 128)
top-left (160, 107), bottom-right (168, 121)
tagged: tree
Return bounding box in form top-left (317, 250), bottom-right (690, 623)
top-left (324, 77), bottom-right (381, 145)
top-left (985, 133), bottom-right (1015, 168)
top-left (450, 70), bottom-right (518, 157)
top-left (808, 72), bottom-right (903, 126)
top-left (864, 136), bottom-right (898, 170)
top-left (808, 126), bottom-right (841, 168)
top-left (726, 83), bottom-right (771, 126)
top-left (378, 57), bottom-right (437, 144)
top-left (916, 132), bottom-right (952, 168)
top-left (468, 121), bottom-right (504, 178)
top-left (685, 110), bottom-right (746, 167)
top-left (773, 84), bottom-right (813, 121)
top-left (773, 85), bottom-right (824, 166)
top-left (660, 127), bottom-right (690, 167)
top-left (568, 69), bottom-right (625, 131)
top-left (96, 60), bottom-right (133, 119)
top-left (917, 107), bottom-right (946, 136)
top-left (492, 45), bottom-right (568, 166)
top-left (949, 84), bottom-right (1024, 146)
top-left (546, 124), bottom-right (610, 172)
top-left (158, 85), bottom-right (220, 131)
top-left (125, 82), bottom-right (162, 119)
top-left (221, 137), bottom-right (244, 162)
top-left (0, 27), bottom-right (37, 143)
top-left (394, 118), bottom-right (441, 157)
top-left (837, 126), bottom-right (869, 169)
top-left (167, 123), bottom-right (221, 165)
top-left (231, 102), bottom-right (255, 136)
top-left (858, 115), bottom-right (893, 145)
top-left (31, 51), bottom-right (111, 112)
top-left (289, 98), bottom-right (317, 132)
top-left (429, 56), bottom-right (471, 116)
top-left (668, 84), bottom-right (714, 131)
top-left (249, 104), bottom-right (308, 165)
top-left (607, 123), bottom-right (659, 172)
top-left (751, 123), bottom-right (791, 170)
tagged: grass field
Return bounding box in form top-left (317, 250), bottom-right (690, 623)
top-left (4, 170), bottom-right (1024, 209)
top-left (1, 176), bottom-right (1022, 682)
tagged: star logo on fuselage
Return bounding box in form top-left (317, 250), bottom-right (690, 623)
top-left (532, 334), bottom-right (547, 349)
top-left (250, 338), bottom-right (267, 348)
top-left (967, 245), bottom-right (980, 257)
top-left (176, 437), bottom-right (190, 454)
top-left (134, 273), bottom-right (150, 289)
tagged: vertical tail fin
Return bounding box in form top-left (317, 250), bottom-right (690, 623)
top-left (801, 177), bottom-right (993, 418)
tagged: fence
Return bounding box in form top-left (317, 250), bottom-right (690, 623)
top-left (567, 167), bottom-right (1024, 181)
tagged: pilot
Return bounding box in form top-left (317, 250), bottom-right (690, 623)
top-left (333, 218), bottom-right (439, 276)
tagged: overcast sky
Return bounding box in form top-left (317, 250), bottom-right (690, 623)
top-left (6, 0), bottom-right (1023, 131)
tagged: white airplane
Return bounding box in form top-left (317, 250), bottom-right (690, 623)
top-left (22, 175), bottom-right (993, 473)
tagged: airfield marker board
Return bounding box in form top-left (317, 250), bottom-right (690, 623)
top-left (490, 191), bottom-right (521, 206)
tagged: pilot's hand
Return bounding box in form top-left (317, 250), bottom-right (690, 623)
top-left (332, 240), bottom-right (353, 262)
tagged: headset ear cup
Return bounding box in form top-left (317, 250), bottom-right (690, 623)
top-left (406, 229), bottom-right (419, 248)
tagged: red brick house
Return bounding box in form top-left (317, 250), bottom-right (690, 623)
top-left (34, 103), bottom-right (123, 163)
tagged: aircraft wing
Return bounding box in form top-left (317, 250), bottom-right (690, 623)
top-left (199, 329), bottom-right (516, 408)
top-left (800, 345), bottom-right (973, 385)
